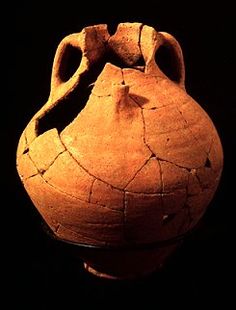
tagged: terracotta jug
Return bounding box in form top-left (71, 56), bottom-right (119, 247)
top-left (16, 23), bottom-right (223, 279)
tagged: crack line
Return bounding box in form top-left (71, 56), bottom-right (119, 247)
top-left (91, 92), bottom-right (111, 98)
top-left (24, 173), bottom-right (39, 180)
top-left (207, 137), bottom-right (214, 156)
top-left (56, 223), bottom-right (108, 244)
top-left (176, 105), bottom-right (210, 158)
top-left (55, 224), bottom-right (60, 233)
top-left (123, 191), bottom-right (127, 242)
top-left (18, 131), bottom-right (29, 156)
top-left (42, 149), bottom-right (67, 174)
top-left (58, 134), bottom-right (124, 191)
top-left (43, 177), bottom-right (123, 213)
top-left (88, 178), bottom-right (96, 203)
top-left (26, 151), bottom-right (42, 174)
top-left (83, 222), bottom-right (122, 227)
top-left (137, 97), bottom-right (204, 172)
top-left (25, 170), bottom-right (122, 213)
top-left (157, 158), bottom-right (164, 217)
top-left (194, 172), bottom-right (205, 191)
top-left (125, 191), bottom-right (162, 197)
top-left (43, 177), bottom-right (122, 213)
top-left (124, 154), bottom-right (153, 189)
top-left (140, 108), bottom-right (155, 154)
top-left (121, 68), bottom-right (125, 85)
top-left (184, 174), bottom-right (194, 224)
top-left (141, 106), bottom-right (205, 170)
top-left (137, 23), bottom-right (144, 57)
top-left (178, 201), bottom-right (191, 234)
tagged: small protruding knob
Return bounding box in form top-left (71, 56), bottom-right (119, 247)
top-left (112, 84), bottom-right (130, 107)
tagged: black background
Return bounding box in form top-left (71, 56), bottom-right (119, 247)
top-left (5, 1), bottom-right (235, 308)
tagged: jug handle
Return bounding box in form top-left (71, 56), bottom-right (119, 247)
top-left (49, 34), bottom-right (89, 101)
top-left (158, 32), bottom-right (185, 89)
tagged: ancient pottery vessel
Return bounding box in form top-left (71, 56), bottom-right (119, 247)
top-left (16, 23), bottom-right (223, 279)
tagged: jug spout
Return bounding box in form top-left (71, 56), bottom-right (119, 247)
top-left (112, 84), bottom-right (130, 108)
top-left (112, 84), bottom-right (140, 120)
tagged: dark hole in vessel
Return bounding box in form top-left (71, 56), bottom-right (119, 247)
top-left (23, 147), bottom-right (29, 155)
top-left (162, 213), bottom-right (176, 225)
top-left (204, 157), bottom-right (211, 168)
top-left (37, 48), bottom-right (145, 135)
top-left (155, 45), bottom-right (180, 83)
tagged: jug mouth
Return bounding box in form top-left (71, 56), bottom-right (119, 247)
top-left (42, 219), bottom-right (202, 252)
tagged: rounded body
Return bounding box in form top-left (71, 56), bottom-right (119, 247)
top-left (16, 23), bottom-right (223, 278)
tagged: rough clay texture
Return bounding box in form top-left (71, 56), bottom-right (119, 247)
top-left (16, 23), bottom-right (223, 251)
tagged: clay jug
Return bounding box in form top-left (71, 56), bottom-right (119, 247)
top-left (16, 23), bottom-right (223, 279)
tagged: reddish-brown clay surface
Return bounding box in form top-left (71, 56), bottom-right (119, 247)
top-left (16, 23), bottom-right (223, 278)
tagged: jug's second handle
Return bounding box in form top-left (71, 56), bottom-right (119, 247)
top-left (157, 32), bottom-right (185, 89)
